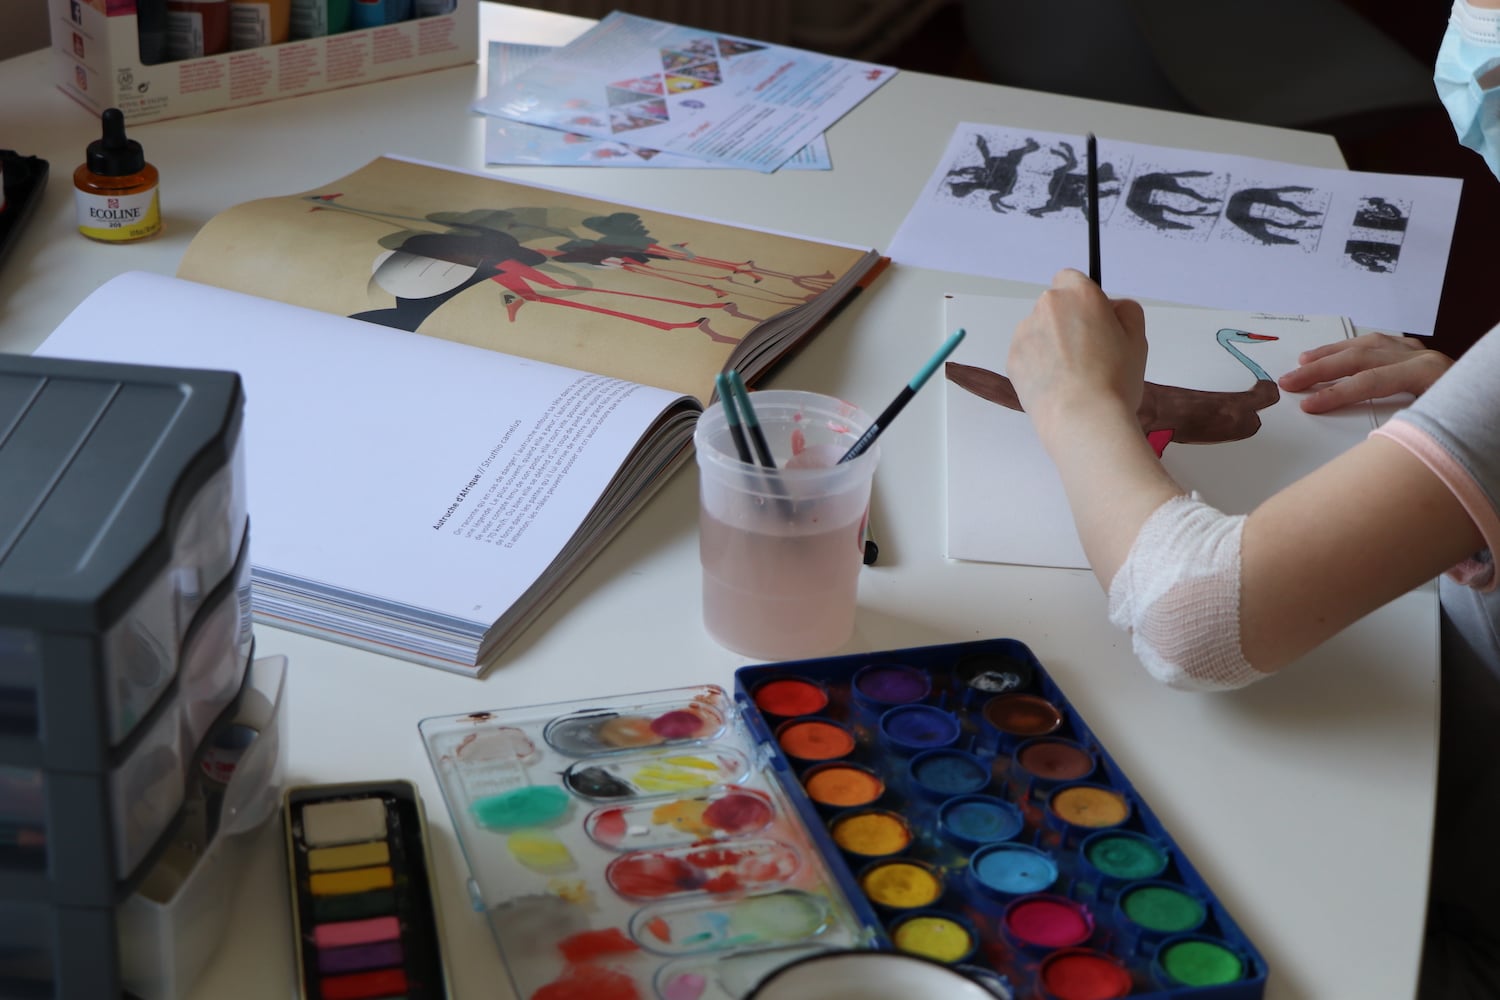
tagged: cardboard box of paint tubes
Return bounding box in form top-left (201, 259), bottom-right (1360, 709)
top-left (47, 0), bottom-right (477, 125)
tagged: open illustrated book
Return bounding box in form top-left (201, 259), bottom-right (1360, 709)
top-left (34, 157), bottom-right (884, 676)
top-left (943, 294), bottom-right (1379, 570)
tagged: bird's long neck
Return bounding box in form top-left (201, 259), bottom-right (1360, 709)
top-left (1217, 329), bottom-right (1273, 382)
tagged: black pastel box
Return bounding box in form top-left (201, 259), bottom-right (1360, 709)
top-left (736, 638), bottom-right (1268, 1000)
top-left (283, 781), bottom-right (451, 1000)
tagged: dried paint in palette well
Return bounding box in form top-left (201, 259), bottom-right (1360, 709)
top-left (284, 782), bottom-right (449, 1000)
top-left (543, 689), bottom-right (730, 756)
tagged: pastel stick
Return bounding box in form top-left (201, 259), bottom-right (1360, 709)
top-left (308, 840), bottom-right (391, 872)
top-left (318, 939), bottom-right (405, 975)
top-left (312, 888), bottom-right (398, 923)
top-left (302, 797), bottom-right (388, 847)
top-left (313, 914), bottom-right (400, 950)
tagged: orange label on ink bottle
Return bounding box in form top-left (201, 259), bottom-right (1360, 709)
top-left (76, 188), bottom-right (162, 242)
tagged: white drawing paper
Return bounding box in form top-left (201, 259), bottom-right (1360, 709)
top-left (943, 293), bottom-right (1376, 570)
top-left (895, 124), bottom-right (1462, 336)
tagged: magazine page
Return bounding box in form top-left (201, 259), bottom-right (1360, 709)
top-left (35, 272), bottom-right (694, 672)
top-left (177, 156), bottom-right (875, 402)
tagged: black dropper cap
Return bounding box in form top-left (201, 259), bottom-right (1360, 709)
top-left (86, 108), bottom-right (145, 176)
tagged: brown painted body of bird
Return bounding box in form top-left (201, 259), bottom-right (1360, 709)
top-left (945, 328), bottom-right (1281, 457)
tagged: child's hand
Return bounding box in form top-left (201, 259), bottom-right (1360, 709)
top-left (1007, 268), bottom-right (1147, 429)
top-left (1278, 332), bottom-right (1454, 413)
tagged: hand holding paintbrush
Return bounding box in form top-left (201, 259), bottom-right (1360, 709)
top-left (1087, 132), bottom-right (1102, 289)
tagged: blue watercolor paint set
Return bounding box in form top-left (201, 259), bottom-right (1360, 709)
top-left (419, 638), bottom-right (1266, 1000)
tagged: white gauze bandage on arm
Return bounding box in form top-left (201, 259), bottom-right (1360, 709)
top-left (1106, 492), bottom-right (1267, 692)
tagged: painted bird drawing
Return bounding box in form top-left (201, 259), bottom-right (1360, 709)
top-left (946, 328), bottom-right (1281, 458)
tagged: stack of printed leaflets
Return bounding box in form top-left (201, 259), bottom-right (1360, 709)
top-left (472, 12), bottom-right (894, 171)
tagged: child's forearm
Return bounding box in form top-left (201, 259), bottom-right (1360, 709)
top-left (1031, 395), bottom-right (1185, 589)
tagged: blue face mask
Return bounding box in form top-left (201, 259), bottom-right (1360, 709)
top-left (1435, 1), bottom-right (1500, 178)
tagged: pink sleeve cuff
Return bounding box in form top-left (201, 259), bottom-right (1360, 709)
top-left (1372, 422), bottom-right (1497, 592)
top-left (1446, 554), bottom-right (1495, 589)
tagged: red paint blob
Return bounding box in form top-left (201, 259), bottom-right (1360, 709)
top-left (1039, 948), bottom-right (1133, 1000)
top-left (608, 842), bottom-right (798, 900)
top-left (533, 964), bottom-right (642, 1000)
top-left (1005, 895), bottom-right (1093, 948)
top-left (606, 853), bottom-right (701, 899)
top-left (646, 916), bottom-right (672, 943)
top-left (685, 846), bottom-right (745, 869)
top-left (591, 807), bottom-right (628, 846)
top-left (701, 791), bottom-right (774, 834)
top-left (651, 710), bottom-right (706, 739)
top-left (701, 872), bottom-right (744, 893)
top-left (753, 678), bottom-right (829, 717)
top-left (557, 927), bottom-right (640, 963)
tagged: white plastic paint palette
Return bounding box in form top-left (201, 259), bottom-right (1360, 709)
top-left (418, 687), bottom-right (868, 1000)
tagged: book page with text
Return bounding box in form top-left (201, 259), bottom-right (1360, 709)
top-left (36, 272), bottom-right (693, 664)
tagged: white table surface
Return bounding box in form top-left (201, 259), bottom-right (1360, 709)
top-left (0, 6), bottom-right (1438, 999)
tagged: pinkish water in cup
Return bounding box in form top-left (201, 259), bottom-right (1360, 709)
top-left (694, 390), bottom-right (878, 661)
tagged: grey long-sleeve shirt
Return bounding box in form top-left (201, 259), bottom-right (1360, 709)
top-left (1375, 325), bottom-right (1500, 928)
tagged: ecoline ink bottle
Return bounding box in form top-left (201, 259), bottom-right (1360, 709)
top-left (74, 108), bottom-right (162, 244)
